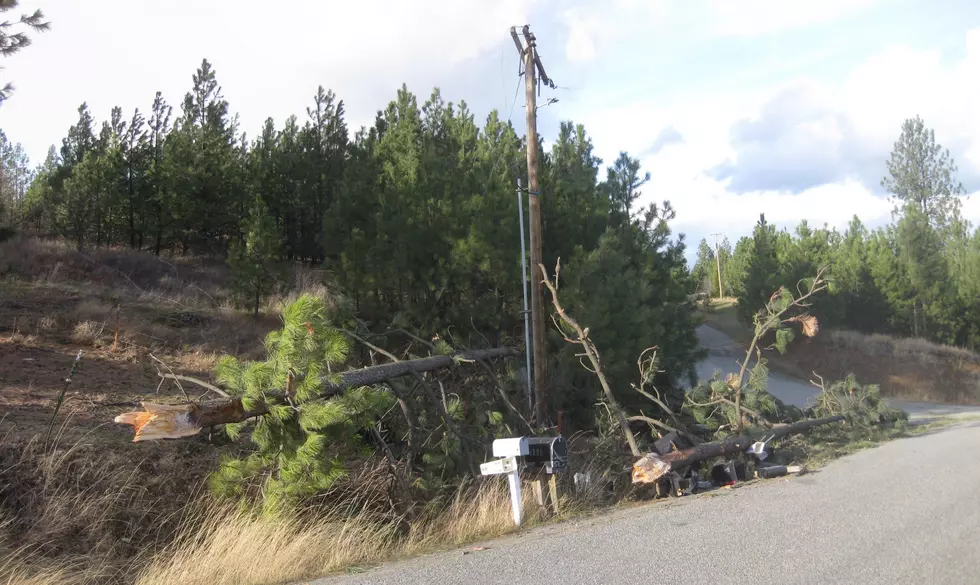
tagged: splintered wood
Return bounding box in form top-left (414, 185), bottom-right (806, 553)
top-left (632, 453), bottom-right (671, 483)
top-left (115, 403), bottom-right (201, 442)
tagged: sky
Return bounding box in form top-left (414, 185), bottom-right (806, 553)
top-left (2, 0), bottom-right (980, 265)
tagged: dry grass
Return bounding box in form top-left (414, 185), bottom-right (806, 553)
top-left (783, 329), bottom-right (980, 404)
top-left (0, 235), bottom-right (626, 584)
top-left (134, 480), bottom-right (530, 585)
top-left (1, 443), bottom-right (579, 585)
top-left (825, 329), bottom-right (980, 365)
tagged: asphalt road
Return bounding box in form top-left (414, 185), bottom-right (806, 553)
top-left (311, 325), bottom-right (980, 585)
top-left (315, 421), bottom-right (980, 585)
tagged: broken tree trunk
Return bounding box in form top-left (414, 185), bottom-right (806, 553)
top-left (114, 347), bottom-right (517, 442)
top-left (631, 414), bottom-right (845, 484)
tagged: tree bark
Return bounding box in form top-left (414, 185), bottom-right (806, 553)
top-left (632, 415), bottom-right (845, 483)
top-left (114, 347), bottom-right (517, 441)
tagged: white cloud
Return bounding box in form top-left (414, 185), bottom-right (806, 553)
top-left (560, 22), bottom-right (980, 263)
top-left (0, 0), bottom-right (540, 163)
top-left (691, 0), bottom-right (882, 39)
top-left (561, 7), bottom-right (600, 63)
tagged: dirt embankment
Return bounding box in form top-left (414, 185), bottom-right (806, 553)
top-left (699, 298), bottom-right (980, 405)
top-left (779, 330), bottom-right (980, 405)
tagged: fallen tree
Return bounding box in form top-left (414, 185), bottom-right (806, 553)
top-left (114, 347), bottom-right (517, 442)
top-left (631, 414), bottom-right (845, 483)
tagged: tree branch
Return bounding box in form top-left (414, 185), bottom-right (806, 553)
top-left (157, 372), bottom-right (230, 398)
top-left (113, 347), bottom-right (517, 441)
top-left (540, 260), bottom-right (641, 456)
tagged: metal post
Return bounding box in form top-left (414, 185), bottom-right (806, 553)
top-left (518, 178), bottom-right (534, 418)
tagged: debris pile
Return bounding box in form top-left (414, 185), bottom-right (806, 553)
top-left (631, 415), bottom-right (844, 496)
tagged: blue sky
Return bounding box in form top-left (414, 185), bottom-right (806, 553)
top-left (1, 0), bottom-right (979, 264)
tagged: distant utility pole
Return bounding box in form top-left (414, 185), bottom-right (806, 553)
top-left (511, 25), bottom-right (555, 427)
top-left (711, 232), bottom-right (725, 299)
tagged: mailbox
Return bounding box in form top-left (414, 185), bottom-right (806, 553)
top-left (492, 437), bottom-right (529, 458)
top-left (481, 435), bottom-right (567, 528)
top-left (488, 436), bottom-right (566, 474)
top-left (522, 436), bottom-right (568, 474)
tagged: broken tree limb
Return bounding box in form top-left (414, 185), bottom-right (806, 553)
top-left (540, 260), bottom-right (641, 456)
top-left (157, 373), bottom-right (231, 398)
top-left (631, 414), bottom-right (845, 484)
top-left (114, 347), bottom-right (517, 442)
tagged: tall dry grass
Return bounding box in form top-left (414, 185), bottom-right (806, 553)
top-left (2, 422), bottom-right (613, 585)
top-left (134, 477), bottom-right (559, 585)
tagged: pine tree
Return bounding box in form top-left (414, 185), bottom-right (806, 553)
top-left (0, 128), bottom-right (32, 226)
top-left (737, 214), bottom-right (781, 324)
top-left (0, 0), bottom-right (49, 102)
top-left (882, 116), bottom-right (965, 233)
top-left (604, 151), bottom-right (650, 225)
top-left (724, 236), bottom-right (753, 298)
top-left (228, 202), bottom-right (286, 317)
top-left (146, 91), bottom-right (172, 254)
top-left (210, 295), bottom-right (394, 513)
top-left (691, 238), bottom-right (715, 295)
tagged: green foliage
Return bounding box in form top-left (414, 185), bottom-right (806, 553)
top-left (724, 117), bottom-right (978, 350)
top-left (808, 374), bottom-right (907, 430)
top-left (22, 60), bottom-right (703, 432)
top-left (0, 1), bottom-right (50, 103)
top-left (691, 238), bottom-right (714, 295)
top-left (882, 115), bottom-right (965, 232)
top-left (228, 201), bottom-right (287, 316)
top-left (209, 294), bottom-right (393, 514)
top-left (737, 214), bottom-right (780, 324)
top-left (557, 202), bottom-right (702, 425)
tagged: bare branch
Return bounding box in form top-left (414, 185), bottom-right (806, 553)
top-left (156, 372), bottom-right (230, 399)
top-left (540, 260), bottom-right (640, 456)
top-left (150, 354), bottom-right (188, 400)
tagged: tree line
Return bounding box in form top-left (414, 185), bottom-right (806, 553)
top-left (4, 58), bottom-right (701, 424)
top-left (694, 116), bottom-right (979, 349)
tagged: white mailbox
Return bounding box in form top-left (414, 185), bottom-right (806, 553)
top-left (492, 437), bottom-right (529, 458)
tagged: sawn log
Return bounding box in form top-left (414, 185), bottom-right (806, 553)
top-left (631, 414), bottom-right (845, 483)
top-left (114, 347), bottom-right (517, 442)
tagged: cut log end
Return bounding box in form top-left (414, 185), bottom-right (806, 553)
top-left (114, 402), bottom-right (203, 442)
top-left (632, 453), bottom-right (671, 484)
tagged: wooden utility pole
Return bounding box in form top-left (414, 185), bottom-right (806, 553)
top-left (511, 25), bottom-right (554, 426)
top-left (711, 232), bottom-right (725, 299)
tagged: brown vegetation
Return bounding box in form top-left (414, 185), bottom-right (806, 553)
top-left (700, 298), bottom-right (980, 405)
top-left (780, 330), bottom-right (980, 405)
top-left (0, 236), bottom-right (627, 584)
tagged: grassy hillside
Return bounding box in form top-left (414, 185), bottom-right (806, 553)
top-left (699, 297), bottom-right (980, 405)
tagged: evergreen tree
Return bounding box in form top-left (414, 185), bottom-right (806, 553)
top-left (146, 91), bottom-right (172, 254)
top-left (881, 116), bottom-right (963, 340)
top-left (228, 202), bottom-right (286, 317)
top-left (558, 200), bottom-right (701, 426)
top-left (0, 128), bottom-right (32, 224)
top-left (737, 214), bottom-right (780, 324)
top-left (833, 216), bottom-right (890, 332)
top-left (0, 0), bottom-right (49, 102)
top-left (211, 295), bottom-right (393, 513)
top-left (604, 151), bottom-right (650, 225)
top-left (167, 59), bottom-right (240, 253)
top-left (724, 236), bottom-right (753, 298)
top-left (691, 238), bottom-right (715, 295)
top-left (882, 116), bottom-right (965, 233)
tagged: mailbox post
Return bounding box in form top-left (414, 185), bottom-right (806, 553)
top-left (480, 436), bottom-right (567, 527)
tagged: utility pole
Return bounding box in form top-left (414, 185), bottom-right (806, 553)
top-left (511, 25), bottom-right (555, 426)
top-left (711, 232), bottom-right (725, 299)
